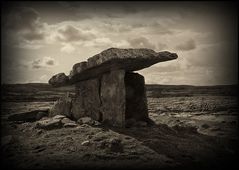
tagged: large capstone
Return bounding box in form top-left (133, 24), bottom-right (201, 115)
top-left (49, 48), bottom-right (177, 85)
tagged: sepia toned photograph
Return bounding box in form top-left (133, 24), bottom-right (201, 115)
top-left (1, 1), bottom-right (238, 169)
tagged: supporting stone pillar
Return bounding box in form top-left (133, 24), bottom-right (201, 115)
top-left (71, 70), bottom-right (148, 127)
top-left (125, 72), bottom-right (148, 121)
top-left (71, 78), bottom-right (101, 121)
top-left (100, 70), bottom-right (126, 127)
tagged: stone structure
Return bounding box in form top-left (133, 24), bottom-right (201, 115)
top-left (49, 48), bottom-right (178, 127)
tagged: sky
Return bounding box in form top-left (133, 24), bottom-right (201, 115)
top-left (1, 1), bottom-right (238, 85)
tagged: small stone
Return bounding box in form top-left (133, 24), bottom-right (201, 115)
top-left (81, 140), bottom-right (90, 146)
top-left (36, 129), bottom-right (43, 135)
top-left (53, 115), bottom-right (66, 120)
top-left (77, 117), bottom-right (94, 125)
top-left (108, 137), bottom-right (123, 152)
top-left (36, 118), bottom-right (62, 130)
top-left (63, 123), bottom-right (77, 128)
top-left (93, 121), bottom-right (101, 126)
top-left (36, 111), bottom-right (48, 120)
top-left (61, 117), bottom-right (75, 124)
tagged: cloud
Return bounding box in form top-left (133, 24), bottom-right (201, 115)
top-left (57, 25), bottom-right (95, 42)
top-left (2, 7), bottom-right (47, 50)
top-left (157, 42), bottom-right (168, 50)
top-left (60, 43), bottom-right (76, 53)
top-left (175, 39), bottom-right (196, 51)
top-left (128, 37), bottom-right (156, 49)
top-left (32, 57), bottom-right (56, 69)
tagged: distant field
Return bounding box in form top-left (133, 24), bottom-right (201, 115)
top-left (1, 83), bottom-right (238, 102)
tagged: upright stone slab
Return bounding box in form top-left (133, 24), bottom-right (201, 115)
top-left (71, 78), bottom-right (101, 121)
top-left (125, 72), bottom-right (148, 121)
top-left (100, 70), bottom-right (126, 127)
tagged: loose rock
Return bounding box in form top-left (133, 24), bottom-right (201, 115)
top-left (49, 93), bottom-right (72, 118)
top-left (77, 117), bottom-right (95, 125)
top-left (63, 123), bottom-right (77, 128)
top-left (8, 109), bottom-right (49, 122)
top-left (36, 118), bottom-right (62, 130)
top-left (81, 140), bottom-right (90, 146)
top-left (48, 73), bottom-right (69, 87)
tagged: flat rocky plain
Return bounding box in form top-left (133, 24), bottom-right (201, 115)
top-left (1, 83), bottom-right (238, 169)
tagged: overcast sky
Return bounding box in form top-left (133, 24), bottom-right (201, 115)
top-left (1, 1), bottom-right (238, 85)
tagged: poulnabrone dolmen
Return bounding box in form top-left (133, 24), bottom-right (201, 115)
top-left (49, 48), bottom-right (178, 127)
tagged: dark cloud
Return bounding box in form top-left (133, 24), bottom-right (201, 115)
top-left (128, 37), bottom-right (156, 50)
top-left (32, 57), bottom-right (55, 69)
top-left (57, 25), bottom-right (95, 42)
top-left (3, 7), bottom-right (46, 43)
top-left (175, 39), bottom-right (196, 51)
top-left (5, 7), bottom-right (40, 31)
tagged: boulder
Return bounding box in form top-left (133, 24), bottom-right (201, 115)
top-left (8, 109), bottom-right (49, 122)
top-left (36, 118), bottom-right (62, 130)
top-left (49, 93), bottom-right (72, 118)
top-left (63, 123), bottom-right (77, 128)
top-left (77, 117), bottom-right (95, 125)
top-left (61, 117), bottom-right (75, 124)
top-left (52, 115), bottom-right (66, 120)
top-left (48, 73), bottom-right (69, 87)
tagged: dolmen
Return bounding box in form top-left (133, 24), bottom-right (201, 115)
top-left (49, 48), bottom-right (178, 127)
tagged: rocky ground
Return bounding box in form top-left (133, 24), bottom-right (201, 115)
top-left (1, 84), bottom-right (238, 169)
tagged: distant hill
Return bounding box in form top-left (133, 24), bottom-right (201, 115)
top-left (1, 83), bottom-right (238, 102)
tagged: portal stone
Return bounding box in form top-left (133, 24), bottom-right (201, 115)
top-left (100, 70), bottom-right (126, 127)
top-left (71, 78), bottom-right (101, 121)
top-left (125, 72), bottom-right (148, 121)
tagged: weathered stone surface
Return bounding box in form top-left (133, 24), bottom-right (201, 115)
top-left (68, 48), bottom-right (178, 84)
top-left (81, 140), bottom-right (90, 146)
top-left (8, 109), bottom-right (49, 122)
top-left (101, 70), bottom-right (125, 127)
top-left (77, 117), bottom-right (95, 125)
top-left (61, 117), bottom-right (75, 124)
top-left (49, 93), bottom-right (72, 118)
top-left (125, 72), bottom-right (148, 121)
top-left (36, 118), bottom-right (62, 130)
top-left (52, 115), bottom-right (66, 120)
top-left (63, 122), bottom-right (77, 128)
top-left (48, 73), bottom-right (69, 87)
top-left (71, 78), bottom-right (101, 121)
